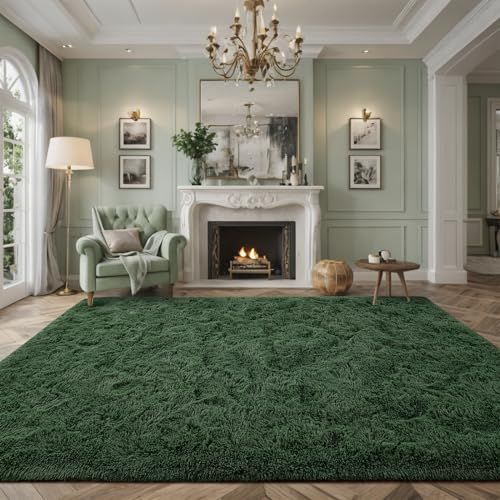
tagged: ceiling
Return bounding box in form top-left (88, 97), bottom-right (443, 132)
top-left (0, 0), bottom-right (483, 60)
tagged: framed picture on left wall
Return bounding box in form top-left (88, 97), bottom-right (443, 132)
top-left (119, 118), bottom-right (151, 149)
top-left (119, 155), bottom-right (151, 189)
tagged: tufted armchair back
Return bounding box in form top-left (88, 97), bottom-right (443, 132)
top-left (94, 205), bottom-right (167, 246)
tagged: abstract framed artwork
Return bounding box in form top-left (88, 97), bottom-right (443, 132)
top-left (349, 118), bottom-right (381, 150)
top-left (349, 155), bottom-right (381, 189)
top-left (119, 118), bottom-right (151, 150)
top-left (119, 155), bottom-right (151, 189)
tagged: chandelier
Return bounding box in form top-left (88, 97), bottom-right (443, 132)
top-left (206, 0), bottom-right (304, 86)
top-left (234, 103), bottom-right (261, 139)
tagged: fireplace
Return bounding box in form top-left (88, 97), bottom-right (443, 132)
top-left (208, 221), bottom-right (296, 279)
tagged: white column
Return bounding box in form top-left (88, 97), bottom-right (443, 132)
top-left (427, 73), bottom-right (468, 284)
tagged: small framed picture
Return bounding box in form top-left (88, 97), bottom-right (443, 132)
top-left (349, 155), bottom-right (381, 189)
top-left (119, 118), bottom-right (151, 149)
top-left (119, 155), bottom-right (151, 189)
top-left (349, 118), bottom-right (381, 150)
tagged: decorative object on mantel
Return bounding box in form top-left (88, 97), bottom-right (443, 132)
top-left (312, 260), bottom-right (353, 296)
top-left (172, 123), bottom-right (218, 185)
top-left (350, 116), bottom-right (381, 150)
top-left (205, 0), bottom-right (304, 88)
top-left (349, 155), bottom-right (381, 189)
top-left (119, 118), bottom-right (151, 150)
top-left (289, 155), bottom-right (299, 185)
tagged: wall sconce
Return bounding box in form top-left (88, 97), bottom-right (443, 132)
top-left (362, 108), bottom-right (372, 121)
top-left (128, 109), bottom-right (141, 121)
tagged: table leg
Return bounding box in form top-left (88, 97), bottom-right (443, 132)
top-left (386, 272), bottom-right (392, 296)
top-left (373, 271), bottom-right (383, 305)
top-left (397, 272), bottom-right (410, 302)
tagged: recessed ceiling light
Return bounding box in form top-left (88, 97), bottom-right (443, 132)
top-left (62, 44), bottom-right (73, 49)
top-left (362, 49), bottom-right (369, 54)
top-left (125, 48), bottom-right (133, 53)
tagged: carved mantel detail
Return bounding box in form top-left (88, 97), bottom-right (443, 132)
top-left (177, 185), bottom-right (324, 285)
top-left (227, 192), bottom-right (277, 209)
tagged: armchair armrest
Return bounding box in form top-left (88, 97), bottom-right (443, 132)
top-left (160, 233), bottom-right (187, 284)
top-left (76, 236), bottom-right (104, 292)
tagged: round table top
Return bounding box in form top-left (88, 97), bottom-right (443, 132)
top-left (356, 259), bottom-right (420, 272)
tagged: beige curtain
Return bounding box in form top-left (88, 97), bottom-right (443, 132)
top-left (33, 47), bottom-right (65, 295)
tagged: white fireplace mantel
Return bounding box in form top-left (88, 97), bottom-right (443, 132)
top-left (178, 185), bottom-right (324, 285)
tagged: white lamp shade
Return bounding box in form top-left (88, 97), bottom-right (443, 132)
top-left (45, 137), bottom-right (94, 170)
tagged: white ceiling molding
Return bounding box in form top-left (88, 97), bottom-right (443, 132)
top-left (402, 0), bottom-right (451, 43)
top-left (0, 0), bottom-right (486, 60)
top-left (392, 0), bottom-right (422, 28)
top-left (423, 0), bottom-right (500, 74)
top-left (92, 25), bottom-right (408, 46)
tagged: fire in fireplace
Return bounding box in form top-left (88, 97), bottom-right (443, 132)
top-left (230, 247), bottom-right (272, 279)
top-left (208, 221), bottom-right (296, 279)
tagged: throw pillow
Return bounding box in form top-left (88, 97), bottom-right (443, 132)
top-left (103, 228), bottom-right (143, 253)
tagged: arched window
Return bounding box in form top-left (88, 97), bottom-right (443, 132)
top-left (0, 48), bottom-right (37, 307)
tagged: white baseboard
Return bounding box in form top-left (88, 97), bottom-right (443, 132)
top-left (427, 269), bottom-right (468, 284)
top-left (70, 268), bottom-right (470, 289)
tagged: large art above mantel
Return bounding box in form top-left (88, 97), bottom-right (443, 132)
top-left (200, 80), bottom-right (299, 180)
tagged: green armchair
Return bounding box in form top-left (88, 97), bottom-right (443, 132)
top-left (76, 205), bottom-right (186, 305)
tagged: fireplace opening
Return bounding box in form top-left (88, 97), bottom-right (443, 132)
top-left (208, 221), bottom-right (296, 279)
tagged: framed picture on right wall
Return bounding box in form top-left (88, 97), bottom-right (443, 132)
top-left (349, 155), bottom-right (381, 189)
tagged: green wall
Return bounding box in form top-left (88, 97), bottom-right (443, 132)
top-left (0, 14), bottom-right (38, 73)
top-left (61, 58), bottom-right (314, 274)
top-left (467, 84), bottom-right (500, 255)
top-left (61, 57), bottom-right (428, 275)
top-left (314, 60), bottom-right (428, 267)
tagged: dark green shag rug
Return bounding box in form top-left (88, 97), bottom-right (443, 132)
top-left (0, 296), bottom-right (499, 481)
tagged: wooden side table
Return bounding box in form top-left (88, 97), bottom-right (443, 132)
top-left (356, 259), bottom-right (420, 305)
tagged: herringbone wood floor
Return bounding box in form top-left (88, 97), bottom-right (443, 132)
top-left (0, 273), bottom-right (499, 500)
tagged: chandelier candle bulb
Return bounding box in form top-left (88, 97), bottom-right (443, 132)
top-left (205, 0), bottom-right (303, 84)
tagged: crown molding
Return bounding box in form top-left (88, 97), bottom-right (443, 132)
top-left (423, 0), bottom-right (500, 74)
top-left (402, 0), bottom-right (451, 43)
top-left (0, 0), bottom-right (481, 60)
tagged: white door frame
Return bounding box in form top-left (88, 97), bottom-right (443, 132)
top-left (0, 47), bottom-right (37, 309)
top-left (424, 0), bottom-right (500, 283)
top-left (487, 98), bottom-right (500, 212)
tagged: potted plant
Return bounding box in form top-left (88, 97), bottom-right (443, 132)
top-left (172, 123), bottom-right (217, 185)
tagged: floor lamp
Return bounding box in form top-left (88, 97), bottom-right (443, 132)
top-left (46, 137), bottom-right (94, 296)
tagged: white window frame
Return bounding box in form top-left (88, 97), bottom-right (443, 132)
top-left (0, 47), bottom-right (37, 308)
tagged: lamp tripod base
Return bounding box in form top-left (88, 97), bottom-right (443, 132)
top-left (56, 287), bottom-right (78, 296)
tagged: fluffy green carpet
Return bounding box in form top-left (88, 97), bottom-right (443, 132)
top-left (0, 296), bottom-right (498, 481)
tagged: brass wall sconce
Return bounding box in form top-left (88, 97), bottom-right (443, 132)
top-left (128, 109), bottom-right (141, 121)
top-left (362, 108), bottom-right (372, 121)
